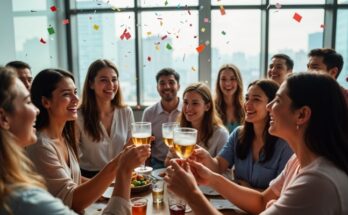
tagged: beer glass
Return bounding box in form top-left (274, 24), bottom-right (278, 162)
top-left (131, 197), bottom-right (147, 215)
top-left (162, 122), bottom-right (179, 147)
top-left (173, 127), bottom-right (197, 159)
top-left (132, 122), bottom-right (151, 171)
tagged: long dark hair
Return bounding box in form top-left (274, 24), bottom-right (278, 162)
top-left (79, 59), bottom-right (125, 142)
top-left (236, 79), bottom-right (279, 163)
top-left (214, 64), bottom-right (244, 126)
top-left (178, 83), bottom-right (223, 147)
top-left (31, 69), bottom-right (78, 157)
top-left (287, 73), bottom-right (348, 174)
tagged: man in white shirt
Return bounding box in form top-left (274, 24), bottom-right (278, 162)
top-left (267, 54), bottom-right (294, 85)
top-left (142, 68), bottom-right (182, 169)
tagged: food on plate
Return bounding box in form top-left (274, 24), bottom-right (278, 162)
top-left (130, 172), bottom-right (150, 188)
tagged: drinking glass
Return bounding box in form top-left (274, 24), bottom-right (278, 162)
top-left (151, 179), bottom-right (164, 204)
top-left (132, 122), bottom-right (151, 171)
top-left (173, 127), bottom-right (197, 159)
top-left (167, 192), bottom-right (186, 215)
top-left (131, 197), bottom-right (147, 215)
top-left (162, 122), bottom-right (179, 147)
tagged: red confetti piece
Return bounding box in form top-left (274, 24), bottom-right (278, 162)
top-left (63, 19), bottom-right (70, 25)
top-left (220, 5), bottom-right (226, 16)
top-left (147, 56), bottom-right (151, 62)
top-left (120, 28), bottom-right (131, 40)
top-left (40, 38), bottom-right (46, 44)
top-left (50, 6), bottom-right (57, 12)
top-left (293, 12), bottom-right (302, 23)
top-left (196, 44), bottom-right (206, 53)
top-left (320, 24), bottom-right (325, 28)
top-left (161, 35), bottom-right (168, 40)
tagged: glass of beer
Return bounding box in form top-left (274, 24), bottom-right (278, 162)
top-left (173, 127), bottom-right (197, 159)
top-left (152, 179), bottom-right (164, 204)
top-left (168, 192), bottom-right (186, 215)
top-left (132, 122), bottom-right (151, 171)
top-left (162, 122), bottom-right (179, 147)
top-left (131, 197), bottom-right (147, 215)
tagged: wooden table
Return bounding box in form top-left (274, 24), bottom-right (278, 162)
top-left (85, 185), bottom-right (246, 215)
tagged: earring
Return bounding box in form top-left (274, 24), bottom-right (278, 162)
top-left (296, 125), bottom-right (300, 130)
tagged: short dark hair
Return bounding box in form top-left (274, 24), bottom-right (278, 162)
top-left (155, 68), bottom-right (180, 83)
top-left (308, 48), bottom-right (344, 78)
top-left (6, 60), bottom-right (31, 70)
top-left (272, 54), bottom-right (294, 70)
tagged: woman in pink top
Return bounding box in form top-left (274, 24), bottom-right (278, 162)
top-left (164, 73), bottom-right (348, 215)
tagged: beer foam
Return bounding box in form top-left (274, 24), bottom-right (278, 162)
top-left (133, 132), bottom-right (151, 138)
top-left (174, 139), bottom-right (195, 146)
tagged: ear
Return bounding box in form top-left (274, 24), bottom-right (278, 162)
top-left (0, 108), bottom-right (11, 130)
top-left (205, 102), bottom-right (211, 111)
top-left (41, 96), bottom-right (51, 109)
top-left (328, 67), bottom-right (338, 79)
top-left (296, 106), bottom-right (311, 127)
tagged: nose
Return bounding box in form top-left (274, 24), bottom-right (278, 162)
top-left (266, 100), bottom-right (273, 112)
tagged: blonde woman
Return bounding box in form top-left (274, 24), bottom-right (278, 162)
top-left (0, 67), bottom-right (150, 214)
top-left (214, 64), bottom-right (244, 133)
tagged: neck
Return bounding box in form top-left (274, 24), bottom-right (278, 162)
top-left (223, 95), bottom-right (234, 106)
top-left (287, 135), bottom-right (319, 168)
top-left (161, 97), bottom-right (179, 113)
top-left (253, 121), bottom-right (266, 140)
top-left (96, 98), bottom-right (113, 114)
top-left (43, 119), bottom-right (65, 139)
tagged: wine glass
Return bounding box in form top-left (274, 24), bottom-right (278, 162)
top-left (131, 122), bottom-right (152, 172)
top-left (173, 127), bottom-right (197, 159)
top-left (162, 122), bottom-right (179, 148)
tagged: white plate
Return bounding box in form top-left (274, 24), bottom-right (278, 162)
top-left (199, 185), bottom-right (219, 196)
top-left (151, 168), bottom-right (166, 180)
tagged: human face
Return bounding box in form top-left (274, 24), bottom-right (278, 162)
top-left (219, 69), bottom-right (238, 97)
top-left (266, 82), bottom-right (297, 140)
top-left (183, 91), bottom-right (210, 126)
top-left (8, 79), bottom-right (39, 147)
top-left (157, 75), bottom-right (180, 102)
top-left (268, 58), bottom-right (291, 85)
top-left (307, 56), bottom-right (337, 79)
top-left (16, 68), bottom-right (32, 90)
top-left (44, 77), bottom-right (79, 122)
top-left (244, 85), bottom-right (269, 124)
top-left (90, 67), bottom-right (119, 102)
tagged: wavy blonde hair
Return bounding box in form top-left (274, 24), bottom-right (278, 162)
top-left (0, 67), bottom-right (45, 214)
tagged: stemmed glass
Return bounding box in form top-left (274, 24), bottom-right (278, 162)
top-left (131, 122), bottom-right (152, 172)
top-left (172, 127), bottom-right (197, 160)
top-left (162, 122), bottom-right (179, 148)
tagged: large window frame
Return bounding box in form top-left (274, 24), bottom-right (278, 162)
top-left (65, 0), bottom-right (348, 106)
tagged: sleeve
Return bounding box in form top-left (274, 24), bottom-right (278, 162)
top-left (26, 142), bottom-right (78, 207)
top-left (276, 140), bottom-right (294, 175)
top-left (212, 126), bottom-right (229, 157)
top-left (127, 107), bottom-right (135, 141)
top-left (102, 196), bottom-right (131, 215)
top-left (142, 107), bottom-right (150, 122)
top-left (217, 127), bottom-right (240, 168)
top-left (13, 189), bottom-right (77, 215)
top-left (262, 173), bottom-right (339, 215)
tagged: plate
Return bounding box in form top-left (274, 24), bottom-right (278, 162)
top-left (151, 168), bottom-right (167, 180)
top-left (131, 183), bottom-right (151, 193)
top-left (199, 185), bottom-right (219, 196)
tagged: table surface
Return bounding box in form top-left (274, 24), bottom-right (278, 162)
top-left (85, 185), bottom-right (246, 215)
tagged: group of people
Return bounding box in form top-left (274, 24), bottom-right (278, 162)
top-left (0, 47), bottom-right (347, 214)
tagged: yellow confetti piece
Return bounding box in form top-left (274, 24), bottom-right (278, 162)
top-left (191, 66), bottom-right (196, 72)
top-left (93, 24), bottom-right (100, 30)
top-left (160, 21), bottom-right (163, 26)
top-left (155, 45), bottom-right (160, 51)
top-left (147, 32), bottom-right (152, 36)
top-left (201, 27), bottom-right (206, 32)
top-left (111, 7), bottom-right (121, 11)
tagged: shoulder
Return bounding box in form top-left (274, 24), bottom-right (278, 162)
top-left (275, 138), bottom-right (292, 152)
top-left (27, 133), bottom-right (54, 152)
top-left (116, 106), bottom-right (133, 115)
top-left (213, 125), bottom-right (229, 137)
top-left (143, 102), bottom-right (159, 115)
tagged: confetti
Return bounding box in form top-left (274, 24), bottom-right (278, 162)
top-left (47, 26), bottom-right (55, 35)
top-left (155, 45), bottom-right (160, 51)
top-left (30, 10), bottom-right (37, 12)
top-left (40, 38), bottom-right (46, 44)
top-left (275, 3), bottom-right (282, 9)
top-left (191, 66), bottom-right (196, 72)
top-left (201, 27), bottom-right (206, 32)
top-left (62, 19), bottom-right (69, 25)
top-left (93, 24), bottom-right (100, 30)
top-left (186, 5), bottom-right (191, 15)
top-left (50, 6), bottom-right (57, 12)
top-left (205, 40), bottom-right (210, 45)
top-left (220, 5), bottom-right (226, 16)
top-left (320, 24), bottom-right (325, 28)
top-left (196, 44), bottom-right (206, 53)
top-left (120, 28), bottom-right (131, 40)
top-left (204, 18), bottom-right (209, 23)
top-left (111, 7), bottom-right (121, 11)
top-left (166, 43), bottom-right (173, 50)
top-left (147, 31), bottom-right (152, 36)
top-left (221, 31), bottom-right (226, 35)
top-left (161, 35), bottom-right (168, 40)
top-left (164, 0), bottom-right (168, 6)
top-left (147, 56), bottom-right (151, 62)
top-left (293, 12), bottom-right (302, 23)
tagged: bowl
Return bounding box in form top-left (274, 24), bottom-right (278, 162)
top-left (134, 166), bottom-right (153, 176)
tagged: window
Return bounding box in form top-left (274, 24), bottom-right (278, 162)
top-left (269, 0), bottom-right (325, 4)
top-left (336, 9), bottom-right (348, 88)
top-left (211, 0), bottom-right (261, 5)
top-left (269, 9), bottom-right (324, 72)
top-left (211, 9), bottom-right (261, 90)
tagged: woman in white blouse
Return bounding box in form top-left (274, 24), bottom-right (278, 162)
top-left (77, 59), bottom-right (134, 178)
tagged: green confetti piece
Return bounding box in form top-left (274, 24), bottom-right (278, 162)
top-left (221, 31), bottom-right (226, 35)
top-left (166, 43), bottom-right (173, 50)
top-left (47, 26), bottom-right (55, 35)
top-left (165, 0), bottom-right (168, 6)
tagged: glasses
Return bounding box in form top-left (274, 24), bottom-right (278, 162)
top-left (162, 122), bottom-right (179, 148)
top-left (173, 127), bottom-right (197, 159)
top-left (131, 197), bottom-right (147, 215)
top-left (132, 122), bottom-right (151, 171)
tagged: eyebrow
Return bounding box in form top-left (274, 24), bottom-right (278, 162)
top-left (246, 94), bottom-right (262, 98)
top-left (59, 88), bottom-right (76, 93)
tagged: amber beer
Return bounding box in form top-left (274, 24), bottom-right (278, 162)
top-left (173, 140), bottom-right (195, 159)
top-left (162, 137), bottom-right (174, 147)
top-left (132, 133), bottom-right (151, 146)
top-left (131, 197), bottom-right (147, 215)
top-left (152, 187), bottom-right (164, 203)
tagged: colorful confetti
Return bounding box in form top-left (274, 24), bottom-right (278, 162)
top-left (293, 12), bottom-right (302, 23)
top-left (220, 5), bottom-right (226, 16)
top-left (62, 19), bottom-right (70, 25)
top-left (161, 35), bottom-right (168, 40)
top-left (93, 24), bottom-right (100, 30)
top-left (47, 26), bottom-right (55, 35)
top-left (204, 18), bottom-right (209, 23)
top-left (50, 6), bottom-right (57, 12)
top-left (120, 28), bottom-right (131, 40)
top-left (166, 43), bottom-right (173, 50)
top-left (196, 44), bottom-right (205, 53)
top-left (221, 31), bottom-right (226, 35)
top-left (147, 56), bottom-right (151, 62)
top-left (40, 38), bottom-right (46, 44)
